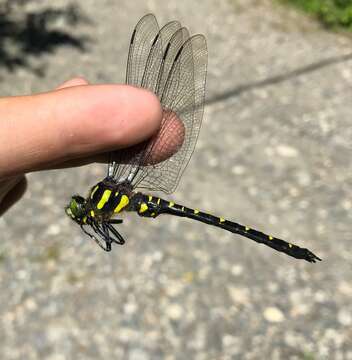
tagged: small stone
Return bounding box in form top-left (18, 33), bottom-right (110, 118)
top-left (296, 171), bottom-right (311, 187)
top-left (314, 290), bottom-right (328, 303)
top-left (152, 251), bottom-right (163, 262)
top-left (230, 265), bottom-right (243, 276)
top-left (46, 224), bottom-right (61, 236)
top-left (47, 325), bottom-right (66, 342)
top-left (231, 165), bottom-right (246, 175)
top-left (208, 157), bottom-right (219, 168)
top-left (119, 328), bottom-right (138, 343)
top-left (165, 281), bottom-right (184, 297)
top-left (263, 307), bottom-right (285, 323)
top-left (290, 303), bottom-right (310, 317)
top-left (124, 302), bottom-right (138, 315)
top-left (289, 187), bottom-right (299, 197)
top-left (46, 355), bottom-right (66, 360)
top-left (42, 196), bottom-right (54, 206)
top-left (24, 298), bottom-right (37, 312)
top-left (341, 67), bottom-right (352, 80)
top-left (338, 282), bottom-right (352, 296)
top-left (129, 348), bottom-right (149, 360)
top-left (276, 144), bottom-right (298, 158)
top-left (228, 286), bottom-right (249, 305)
top-left (182, 271), bottom-right (194, 283)
top-left (341, 199), bottom-right (352, 210)
top-left (166, 303), bottom-right (183, 321)
top-left (337, 309), bottom-right (352, 326)
top-left (222, 334), bottom-right (239, 347)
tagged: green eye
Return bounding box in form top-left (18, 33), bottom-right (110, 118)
top-left (66, 196), bottom-right (86, 219)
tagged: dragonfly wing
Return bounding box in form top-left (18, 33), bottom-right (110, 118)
top-left (109, 15), bottom-right (207, 194)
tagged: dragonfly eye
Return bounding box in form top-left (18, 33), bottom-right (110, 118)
top-left (65, 196), bottom-right (87, 222)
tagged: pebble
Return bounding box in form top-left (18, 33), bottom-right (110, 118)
top-left (228, 286), bottom-right (249, 306)
top-left (166, 303), bottom-right (184, 321)
top-left (124, 302), bottom-right (138, 315)
top-left (222, 334), bottom-right (239, 348)
top-left (129, 348), bottom-right (149, 360)
top-left (46, 355), bottom-right (66, 360)
top-left (263, 307), bottom-right (285, 323)
top-left (231, 165), bottom-right (246, 175)
top-left (165, 281), bottom-right (185, 297)
top-left (230, 264), bottom-right (243, 276)
top-left (24, 298), bottom-right (37, 312)
top-left (338, 282), bottom-right (352, 296)
top-left (46, 224), bottom-right (61, 236)
top-left (47, 325), bottom-right (66, 343)
top-left (337, 309), bottom-right (352, 326)
top-left (276, 144), bottom-right (299, 158)
top-left (296, 171), bottom-right (312, 187)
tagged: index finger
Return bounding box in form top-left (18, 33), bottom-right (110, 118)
top-left (0, 84), bottom-right (163, 178)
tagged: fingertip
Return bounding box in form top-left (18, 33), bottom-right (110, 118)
top-left (61, 84), bottom-right (163, 153)
top-left (0, 84), bottom-right (163, 176)
top-left (137, 87), bottom-right (163, 133)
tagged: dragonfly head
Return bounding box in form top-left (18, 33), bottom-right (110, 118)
top-left (65, 195), bottom-right (88, 225)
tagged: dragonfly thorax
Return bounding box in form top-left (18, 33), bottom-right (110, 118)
top-left (87, 179), bottom-right (132, 219)
top-left (66, 179), bottom-right (133, 226)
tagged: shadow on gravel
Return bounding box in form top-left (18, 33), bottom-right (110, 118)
top-left (0, 0), bottom-right (89, 76)
top-left (206, 52), bottom-right (352, 105)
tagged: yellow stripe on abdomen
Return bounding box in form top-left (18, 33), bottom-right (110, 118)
top-left (139, 203), bottom-right (148, 213)
top-left (97, 190), bottom-right (112, 210)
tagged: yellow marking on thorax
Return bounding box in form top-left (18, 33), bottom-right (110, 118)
top-left (245, 226), bottom-right (250, 231)
top-left (90, 185), bottom-right (99, 199)
top-left (97, 190), bottom-right (112, 209)
top-left (148, 195), bottom-right (153, 202)
top-left (139, 203), bottom-right (148, 213)
top-left (181, 206), bottom-right (185, 212)
top-left (219, 218), bottom-right (225, 223)
top-left (288, 243), bottom-right (293, 248)
top-left (168, 202), bottom-right (174, 208)
top-left (269, 236), bottom-right (273, 240)
top-left (114, 195), bottom-right (130, 214)
top-left (194, 209), bottom-right (199, 214)
top-left (83, 216), bottom-right (87, 224)
top-left (90, 210), bottom-right (95, 217)
top-left (157, 198), bottom-right (161, 205)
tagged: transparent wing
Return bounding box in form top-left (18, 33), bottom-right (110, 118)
top-left (125, 13), bottom-right (160, 87)
top-left (109, 15), bottom-right (207, 194)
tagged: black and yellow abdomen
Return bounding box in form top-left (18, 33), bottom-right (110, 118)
top-left (128, 192), bottom-right (320, 263)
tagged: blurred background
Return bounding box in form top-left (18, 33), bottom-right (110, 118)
top-left (0, 0), bottom-right (351, 359)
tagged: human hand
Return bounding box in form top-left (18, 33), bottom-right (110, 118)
top-left (0, 77), bottom-right (176, 215)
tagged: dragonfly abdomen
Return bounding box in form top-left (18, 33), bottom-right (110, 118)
top-left (130, 193), bottom-right (321, 263)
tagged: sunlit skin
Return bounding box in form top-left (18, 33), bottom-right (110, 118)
top-left (0, 77), bottom-right (184, 215)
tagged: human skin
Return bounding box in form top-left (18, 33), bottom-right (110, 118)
top-left (0, 77), bottom-right (183, 215)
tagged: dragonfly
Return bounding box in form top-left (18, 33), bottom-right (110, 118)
top-left (65, 14), bottom-right (321, 263)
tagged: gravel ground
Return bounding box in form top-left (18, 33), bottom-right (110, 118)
top-left (0, 0), bottom-right (352, 359)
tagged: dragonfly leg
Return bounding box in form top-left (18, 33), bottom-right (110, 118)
top-left (109, 219), bottom-right (123, 224)
top-left (106, 222), bottom-right (125, 245)
top-left (80, 224), bottom-right (111, 251)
